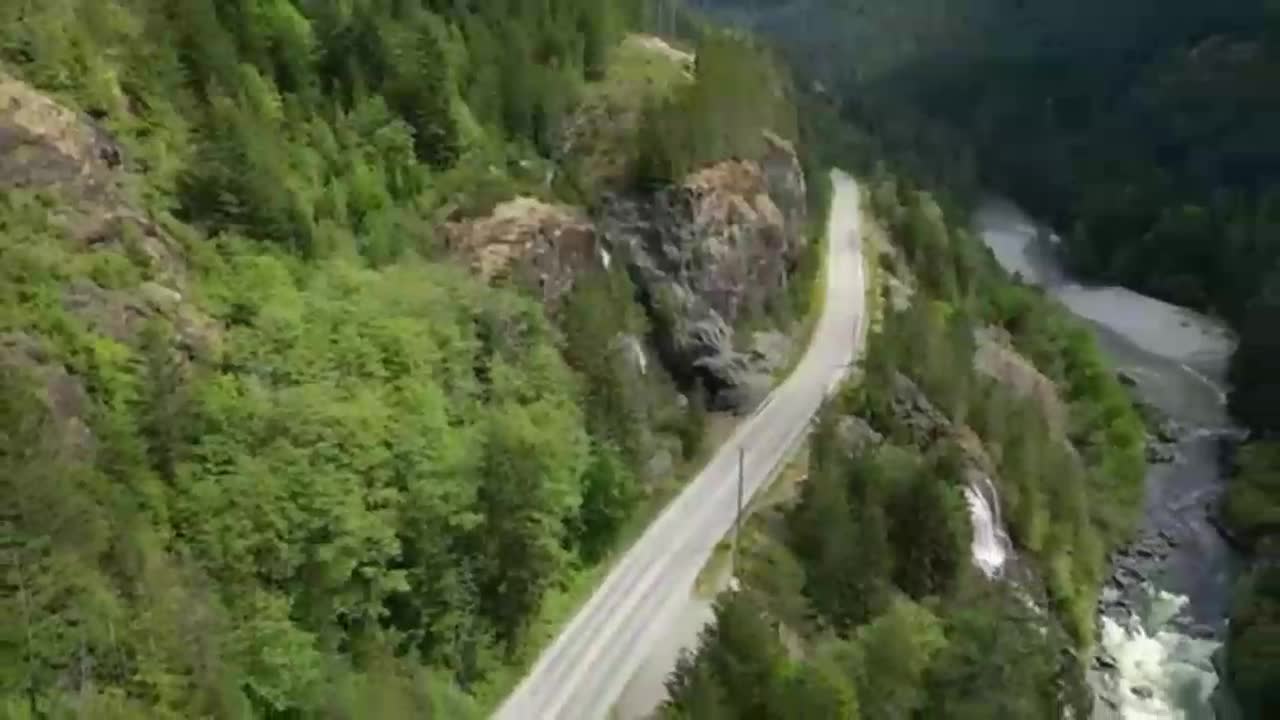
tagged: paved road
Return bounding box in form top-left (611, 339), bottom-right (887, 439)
top-left (495, 170), bottom-right (867, 720)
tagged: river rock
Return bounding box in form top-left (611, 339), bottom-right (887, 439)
top-left (1155, 419), bottom-right (1183, 443)
top-left (1094, 650), bottom-right (1119, 671)
top-left (1146, 442), bottom-right (1180, 464)
top-left (1113, 566), bottom-right (1146, 589)
top-left (1207, 508), bottom-right (1249, 551)
top-left (1131, 685), bottom-right (1155, 701)
top-left (1117, 370), bottom-right (1140, 387)
top-left (1189, 624), bottom-right (1217, 640)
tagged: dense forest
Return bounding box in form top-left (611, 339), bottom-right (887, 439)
top-left (0, 1), bottom-right (816, 717)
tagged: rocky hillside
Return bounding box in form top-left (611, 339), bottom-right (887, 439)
top-left (0, 3), bottom-right (816, 711)
top-left (1, 69), bottom-right (219, 423)
top-left (442, 38), bottom-right (812, 412)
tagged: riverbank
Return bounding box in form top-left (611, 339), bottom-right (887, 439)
top-left (976, 198), bottom-right (1243, 719)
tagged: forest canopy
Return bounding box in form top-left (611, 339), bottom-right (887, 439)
top-left (0, 1), bottom-right (787, 716)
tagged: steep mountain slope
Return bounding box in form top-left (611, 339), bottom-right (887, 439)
top-left (0, 3), bottom-right (817, 716)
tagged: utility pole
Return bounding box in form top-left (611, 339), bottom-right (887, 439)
top-left (732, 446), bottom-right (744, 579)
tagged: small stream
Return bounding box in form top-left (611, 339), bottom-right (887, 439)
top-left (976, 199), bottom-right (1243, 720)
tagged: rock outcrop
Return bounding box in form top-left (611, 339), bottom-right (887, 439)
top-left (974, 326), bottom-right (1068, 435)
top-left (2, 72), bottom-right (204, 317)
top-left (1, 72), bottom-right (123, 200)
top-left (1, 72), bottom-right (219, 434)
top-left (442, 197), bottom-right (601, 307)
top-left (835, 415), bottom-right (884, 454)
top-left (887, 372), bottom-right (954, 447)
top-left (449, 131), bottom-right (810, 413)
top-left (599, 132), bottom-right (808, 410)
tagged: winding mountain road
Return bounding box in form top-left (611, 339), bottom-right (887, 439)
top-left (495, 170), bottom-right (867, 720)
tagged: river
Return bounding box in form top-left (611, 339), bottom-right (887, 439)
top-left (976, 198), bottom-right (1243, 720)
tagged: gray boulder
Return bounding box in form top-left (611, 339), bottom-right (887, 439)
top-left (836, 416), bottom-right (884, 454)
top-left (715, 372), bottom-right (774, 415)
top-left (889, 373), bottom-right (951, 446)
top-left (750, 330), bottom-right (793, 375)
top-left (1146, 442), bottom-right (1180, 464)
top-left (1155, 419), bottom-right (1183, 444)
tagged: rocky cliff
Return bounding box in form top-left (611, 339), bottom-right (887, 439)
top-left (442, 198), bottom-right (601, 308)
top-left (604, 131), bottom-right (807, 410)
top-left (0, 72), bottom-right (218, 440)
top-left (444, 131), bottom-right (809, 411)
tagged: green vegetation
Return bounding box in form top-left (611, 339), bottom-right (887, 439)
top-left (634, 31), bottom-right (796, 185)
top-left (1226, 561), bottom-right (1280, 718)
top-left (558, 36), bottom-right (692, 193)
top-left (1223, 442), bottom-right (1280, 718)
top-left (0, 1), bottom-right (821, 716)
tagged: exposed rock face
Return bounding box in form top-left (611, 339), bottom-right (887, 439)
top-left (1098, 527), bottom-right (1187, 623)
top-left (0, 74), bottom-right (184, 283)
top-left (646, 133), bottom-right (807, 326)
top-left (888, 372), bottom-right (953, 447)
top-left (835, 415), bottom-right (884, 454)
top-left (748, 330), bottom-right (793, 375)
top-left (442, 198), bottom-right (600, 307)
top-left (1, 72), bottom-right (201, 308)
top-left (1, 72), bottom-right (220, 433)
top-left (0, 72), bottom-right (123, 199)
top-left (0, 332), bottom-right (94, 456)
top-left (599, 132), bottom-right (808, 411)
top-left (974, 326), bottom-right (1068, 435)
top-left (557, 34), bottom-right (695, 189)
top-left (759, 132), bottom-right (807, 243)
top-left (428, 129), bottom-right (807, 413)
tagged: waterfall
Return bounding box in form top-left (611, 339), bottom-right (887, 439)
top-left (964, 475), bottom-right (1013, 578)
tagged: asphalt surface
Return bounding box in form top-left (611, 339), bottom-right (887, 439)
top-left (495, 170), bottom-right (867, 720)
